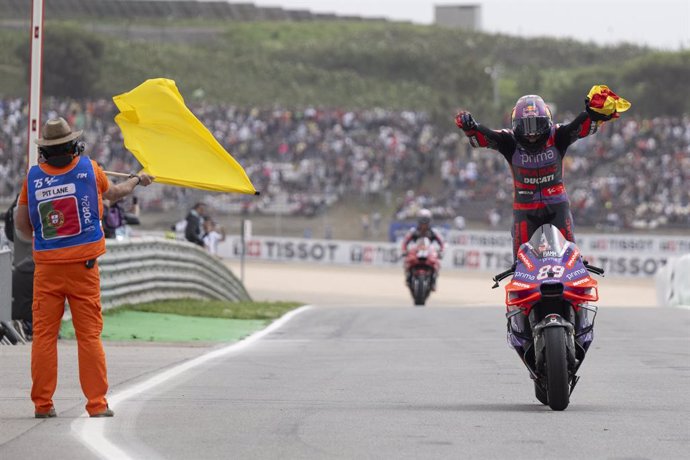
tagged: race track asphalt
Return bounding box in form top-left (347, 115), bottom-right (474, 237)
top-left (2, 305), bottom-right (688, 460)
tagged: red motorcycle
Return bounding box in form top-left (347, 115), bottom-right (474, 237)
top-left (403, 237), bottom-right (441, 306)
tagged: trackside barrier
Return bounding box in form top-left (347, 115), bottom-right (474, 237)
top-left (217, 233), bottom-right (690, 278)
top-left (0, 248), bottom-right (24, 344)
top-left (0, 248), bottom-right (11, 322)
top-left (656, 254), bottom-right (690, 308)
top-left (99, 237), bottom-right (251, 310)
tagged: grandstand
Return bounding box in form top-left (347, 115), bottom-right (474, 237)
top-left (0, 0), bottom-right (383, 22)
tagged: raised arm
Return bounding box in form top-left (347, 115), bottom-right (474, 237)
top-left (455, 111), bottom-right (515, 153)
top-left (555, 99), bottom-right (618, 153)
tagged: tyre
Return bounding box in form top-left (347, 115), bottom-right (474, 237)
top-left (534, 381), bottom-right (548, 405)
top-left (413, 276), bottom-right (427, 306)
top-left (544, 327), bottom-right (570, 411)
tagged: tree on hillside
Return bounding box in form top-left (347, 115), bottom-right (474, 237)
top-left (620, 52), bottom-right (690, 117)
top-left (15, 25), bottom-right (104, 98)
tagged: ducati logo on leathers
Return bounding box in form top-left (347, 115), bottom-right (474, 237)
top-left (523, 174), bottom-right (555, 185)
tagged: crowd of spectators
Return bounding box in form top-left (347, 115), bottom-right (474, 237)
top-left (1, 97), bottom-right (688, 231)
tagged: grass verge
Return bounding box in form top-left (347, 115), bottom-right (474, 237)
top-left (120, 299), bottom-right (302, 320)
top-left (60, 299), bottom-right (302, 343)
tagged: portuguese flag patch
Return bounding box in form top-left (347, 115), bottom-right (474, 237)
top-left (39, 196), bottom-right (81, 239)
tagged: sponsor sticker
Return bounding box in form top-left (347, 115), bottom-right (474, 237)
top-left (515, 271), bottom-right (536, 281)
top-left (511, 281), bottom-right (533, 289)
top-left (566, 267), bottom-right (587, 280)
top-left (543, 184), bottom-right (565, 197)
top-left (566, 248), bottom-right (580, 269)
top-left (572, 277), bottom-right (591, 286)
top-left (518, 250), bottom-right (535, 271)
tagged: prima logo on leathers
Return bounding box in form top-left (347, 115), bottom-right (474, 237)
top-left (519, 149), bottom-right (555, 165)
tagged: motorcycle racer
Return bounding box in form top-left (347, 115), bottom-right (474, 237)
top-left (455, 90), bottom-right (627, 259)
top-left (401, 209), bottom-right (445, 290)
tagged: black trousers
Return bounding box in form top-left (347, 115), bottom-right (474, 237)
top-left (511, 202), bottom-right (575, 259)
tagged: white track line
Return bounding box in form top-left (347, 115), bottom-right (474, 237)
top-left (71, 305), bottom-right (312, 460)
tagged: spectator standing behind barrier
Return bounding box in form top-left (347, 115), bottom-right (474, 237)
top-left (102, 195), bottom-right (139, 240)
top-left (185, 202), bottom-right (207, 246)
top-left (203, 219), bottom-right (225, 256)
top-left (14, 117), bottom-right (154, 418)
top-left (101, 199), bottom-right (125, 239)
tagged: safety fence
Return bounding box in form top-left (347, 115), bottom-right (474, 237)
top-left (100, 237), bottom-right (251, 310)
top-left (0, 247), bottom-right (21, 344)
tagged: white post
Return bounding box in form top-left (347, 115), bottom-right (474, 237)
top-left (27, 0), bottom-right (45, 167)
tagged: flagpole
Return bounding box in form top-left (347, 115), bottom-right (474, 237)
top-left (27, 0), bottom-right (45, 167)
top-left (103, 171), bottom-right (133, 178)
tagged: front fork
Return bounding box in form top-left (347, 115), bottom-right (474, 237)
top-left (507, 306), bottom-right (597, 395)
top-left (533, 314), bottom-right (577, 371)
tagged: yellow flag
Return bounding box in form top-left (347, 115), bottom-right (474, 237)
top-left (113, 78), bottom-right (257, 194)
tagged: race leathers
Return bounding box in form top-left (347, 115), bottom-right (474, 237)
top-left (401, 227), bottom-right (446, 255)
top-left (462, 112), bottom-right (600, 257)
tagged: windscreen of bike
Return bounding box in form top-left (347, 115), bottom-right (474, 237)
top-left (527, 224), bottom-right (569, 259)
top-left (415, 237), bottom-right (432, 257)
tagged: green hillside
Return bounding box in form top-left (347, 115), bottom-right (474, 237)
top-left (1, 20), bottom-right (688, 121)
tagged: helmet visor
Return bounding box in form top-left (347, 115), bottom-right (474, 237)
top-left (516, 116), bottom-right (551, 137)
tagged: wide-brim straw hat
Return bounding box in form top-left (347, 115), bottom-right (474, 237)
top-left (34, 117), bottom-right (83, 147)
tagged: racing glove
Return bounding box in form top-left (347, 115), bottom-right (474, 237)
top-left (455, 111), bottom-right (478, 131)
top-left (585, 98), bottom-right (615, 122)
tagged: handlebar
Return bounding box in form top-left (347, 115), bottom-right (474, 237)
top-left (583, 260), bottom-right (605, 277)
top-left (491, 263), bottom-right (516, 289)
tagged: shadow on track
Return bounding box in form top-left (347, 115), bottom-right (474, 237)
top-left (393, 403), bottom-right (613, 413)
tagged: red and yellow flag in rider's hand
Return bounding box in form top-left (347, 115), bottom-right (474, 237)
top-left (113, 78), bottom-right (257, 194)
top-left (586, 85), bottom-right (631, 119)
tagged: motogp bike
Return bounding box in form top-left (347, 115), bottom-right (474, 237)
top-left (404, 237), bottom-right (440, 306)
top-left (492, 224), bottom-right (605, 410)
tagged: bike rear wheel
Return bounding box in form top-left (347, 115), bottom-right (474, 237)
top-left (544, 327), bottom-right (570, 411)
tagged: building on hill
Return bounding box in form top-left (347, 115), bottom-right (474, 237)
top-left (434, 4), bottom-right (481, 31)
